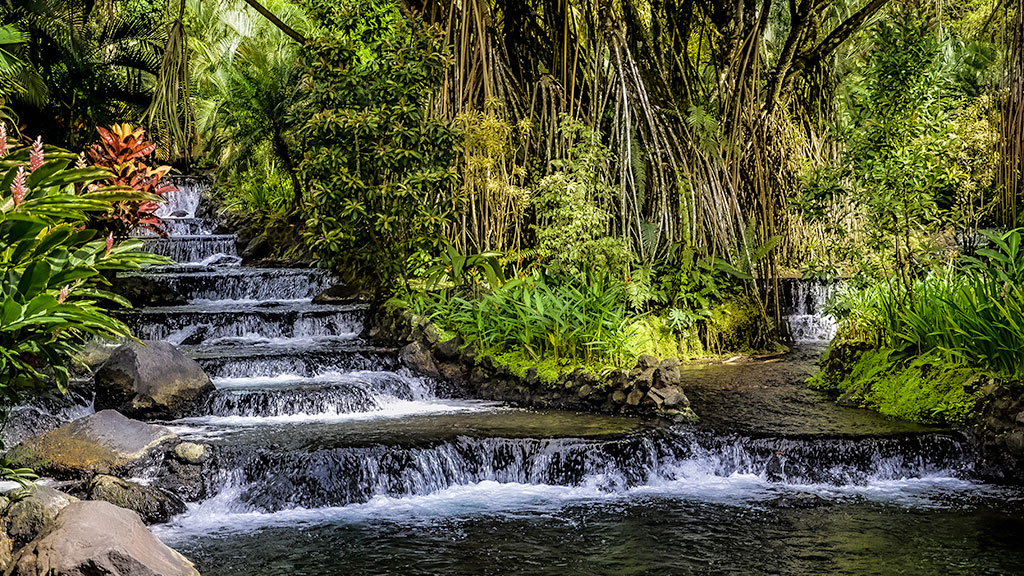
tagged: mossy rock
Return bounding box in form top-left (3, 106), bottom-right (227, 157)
top-left (7, 410), bottom-right (176, 478)
top-left (86, 475), bottom-right (186, 524)
top-left (812, 340), bottom-right (874, 392)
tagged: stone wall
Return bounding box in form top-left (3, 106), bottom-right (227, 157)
top-left (366, 307), bottom-right (698, 423)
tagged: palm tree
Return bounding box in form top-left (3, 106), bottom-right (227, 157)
top-left (189, 0), bottom-right (309, 207)
top-left (1, 0), bottom-right (165, 148)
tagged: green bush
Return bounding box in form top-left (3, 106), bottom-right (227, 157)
top-left (830, 228), bottom-right (1024, 380)
top-left (0, 134), bottom-right (166, 405)
top-left (402, 271), bottom-right (630, 365)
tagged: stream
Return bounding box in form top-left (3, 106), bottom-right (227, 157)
top-left (125, 181), bottom-right (1024, 575)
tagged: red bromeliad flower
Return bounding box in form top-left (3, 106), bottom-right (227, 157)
top-left (87, 124), bottom-right (175, 238)
top-left (105, 233), bottom-right (114, 257)
top-left (11, 167), bottom-right (27, 207)
top-left (0, 124), bottom-right (7, 157)
top-left (57, 286), bottom-right (70, 303)
top-left (29, 137), bottom-right (44, 172)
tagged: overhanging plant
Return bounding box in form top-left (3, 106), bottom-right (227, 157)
top-left (0, 128), bottom-right (169, 409)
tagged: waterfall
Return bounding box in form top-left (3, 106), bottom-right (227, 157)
top-left (779, 279), bottom-right (840, 344)
top-left (121, 179), bottom-right (1012, 575)
top-left (157, 176), bottom-right (208, 219)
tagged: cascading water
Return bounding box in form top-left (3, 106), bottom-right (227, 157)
top-left (780, 278), bottom-right (840, 343)
top-left (143, 178), bottom-right (240, 266)
top-left (126, 181), bottom-right (1024, 576)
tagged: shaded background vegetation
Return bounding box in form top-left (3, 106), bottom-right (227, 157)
top-left (2, 0), bottom-right (1023, 374)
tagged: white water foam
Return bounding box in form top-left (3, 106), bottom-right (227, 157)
top-left (171, 398), bottom-right (496, 429)
top-left (154, 472), bottom-right (1006, 542)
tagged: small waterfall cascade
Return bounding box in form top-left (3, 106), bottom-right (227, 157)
top-left (779, 279), bottom-right (841, 344)
top-left (140, 177), bottom-right (241, 266)
top-left (119, 182), bottom-right (1001, 560)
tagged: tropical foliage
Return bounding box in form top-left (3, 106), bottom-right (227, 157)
top-left (0, 0), bottom-right (166, 149)
top-left (0, 131), bottom-right (167, 406)
top-left (297, 16), bottom-right (458, 289)
top-left (86, 123), bottom-right (176, 238)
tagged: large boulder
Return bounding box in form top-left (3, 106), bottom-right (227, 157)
top-left (94, 341), bottom-right (214, 419)
top-left (15, 501), bottom-right (200, 576)
top-left (86, 475), bottom-right (186, 525)
top-left (7, 410), bottom-right (175, 478)
top-left (2, 486), bottom-right (78, 546)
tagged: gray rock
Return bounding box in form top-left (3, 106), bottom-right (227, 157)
top-left (312, 283), bottom-right (361, 304)
top-left (15, 501), bottom-right (200, 576)
top-left (0, 529), bottom-right (12, 573)
top-left (608, 369), bottom-right (630, 389)
top-left (577, 385), bottom-right (594, 400)
top-left (653, 358), bottom-right (681, 389)
top-left (659, 407), bottom-right (699, 423)
top-left (94, 341), bottom-right (214, 419)
top-left (173, 442), bottom-right (209, 465)
top-left (1006, 429), bottom-right (1024, 456)
top-left (654, 385), bottom-right (689, 408)
top-left (86, 475), bottom-right (186, 525)
top-left (239, 232), bottom-right (270, 261)
top-left (611, 389), bottom-right (628, 405)
top-left (3, 486), bottom-right (78, 545)
top-left (399, 341), bottom-right (440, 378)
top-left (422, 324), bottom-right (441, 346)
top-left (437, 362), bottom-right (466, 382)
top-left (7, 410), bottom-right (176, 478)
top-left (632, 368), bottom-right (656, 391)
top-left (635, 355), bottom-right (660, 371)
top-left (625, 388), bottom-right (645, 407)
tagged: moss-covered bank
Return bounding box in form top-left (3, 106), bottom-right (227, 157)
top-left (810, 343), bottom-right (984, 425)
top-left (812, 341), bottom-right (1024, 480)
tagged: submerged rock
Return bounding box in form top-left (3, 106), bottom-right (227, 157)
top-left (94, 341), bottom-right (214, 419)
top-left (15, 501), bottom-right (200, 576)
top-left (7, 410), bottom-right (176, 478)
top-left (3, 486), bottom-right (78, 546)
top-left (769, 491), bottom-right (830, 509)
top-left (86, 475), bottom-right (186, 525)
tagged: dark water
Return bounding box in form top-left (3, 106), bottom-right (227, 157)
top-left (162, 493), bottom-right (1024, 576)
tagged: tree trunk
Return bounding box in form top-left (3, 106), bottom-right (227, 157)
top-left (240, 0), bottom-right (307, 44)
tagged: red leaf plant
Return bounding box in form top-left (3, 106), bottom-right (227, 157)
top-left (86, 124), bottom-right (176, 238)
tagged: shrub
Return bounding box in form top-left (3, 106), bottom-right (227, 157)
top-left (0, 131), bottom-right (167, 406)
top-left (297, 13), bottom-right (457, 290)
top-left (85, 124), bottom-right (176, 238)
top-left (831, 228), bottom-right (1024, 379)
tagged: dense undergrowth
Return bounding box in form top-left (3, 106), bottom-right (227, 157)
top-left (816, 229), bottom-right (1024, 425)
top-left (3, 0), bottom-right (1023, 411)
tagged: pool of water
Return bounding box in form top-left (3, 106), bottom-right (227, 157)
top-left (160, 486), bottom-right (1024, 576)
